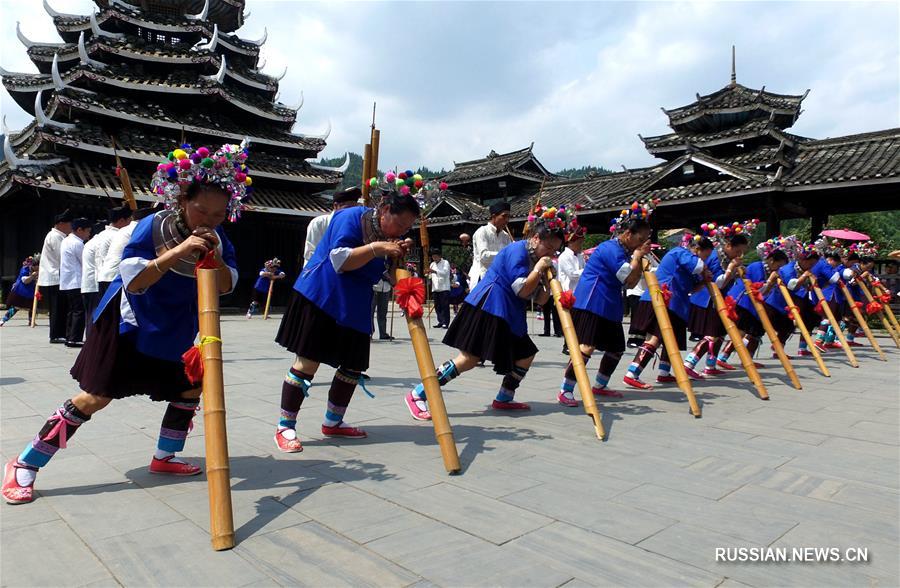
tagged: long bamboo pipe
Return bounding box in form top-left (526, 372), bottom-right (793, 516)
top-left (838, 282), bottom-right (885, 361)
top-left (545, 269), bottom-right (604, 439)
top-left (262, 278), bottom-right (274, 320)
top-left (857, 280), bottom-right (900, 348)
top-left (864, 275), bottom-right (900, 335)
top-left (811, 285), bottom-right (858, 368)
top-left (395, 267), bottom-right (461, 474)
top-left (30, 285), bottom-right (39, 328)
top-left (707, 281), bottom-right (769, 400)
top-left (196, 265), bottom-right (235, 551)
top-left (740, 270), bottom-right (802, 390)
top-left (777, 279), bottom-right (830, 377)
top-left (642, 261), bottom-right (701, 417)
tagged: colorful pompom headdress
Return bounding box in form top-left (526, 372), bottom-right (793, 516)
top-left (756, 235), bottom-right (800, 260)
top-left (368, 169), bottom-right (448, 210)
top-left (528, 204), bottom-right (573, 236)
top-left (796, 242), bottom-right (820, 260)
top-left (849, 240), bottom-right (879, 258)
top-left (609, 199), bottom-right (658, 234)
top-left (151, 141), bottom-right (252, 222)
top-left (264, 257), bottom-right (282, 269)
top-left (566, 211), bottom-right (587, 241)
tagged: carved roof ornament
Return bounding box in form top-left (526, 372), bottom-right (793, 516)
top-left (78, 32), bottom-right (106, 69)
top-left (291, 119), bottom-right (331, 140)
top-left (203, 55), bottom-right (227, 84)
top-left (248, 27), bottom-right (267, 47)
top-left (309, 152), bottom-right (350, 173)
top-left (193, 23), bottom-right (218, 52)
top-left (43, 0), bottom-right (81, 19)
top-left (34, 90), bottom-right (76, 130)
top-left (4, 134), bottom-right (66, 170)
top-left (90, 13), bottom-right (124, 39)
top-left (186, 0), bottom-right (210, 22)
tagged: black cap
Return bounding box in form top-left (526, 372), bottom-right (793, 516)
top-left (333, 186), bottom-right (362, 204)
top-left (71, 217), bottom-right (92, 230)
top-left (430, 248), bottom-right (442, 256)
top-left (108, 205), bottom-right (133, 223)
top-left (54, 209), bottom-right (74, 224)
top-left (489, 201), bottom-right (511, 216)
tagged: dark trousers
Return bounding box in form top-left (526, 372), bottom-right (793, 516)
top-left (433, 290), bottom-right (451, 327)
top-left (62, 288), bottom-right (85, 344)
top-left (626, 294), bottom-right (644, 337)
top-left (542, 298), bottom-right (562, 336)
top-left (82, 291), bottom-right (100, 337)
top-left (371, 289), bottom-right (391, 337)
top-left (44, 285), bottom-right (67, 341)
top-left (98, 281), bottom-right (112, 299)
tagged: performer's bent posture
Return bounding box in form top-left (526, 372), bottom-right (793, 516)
top-left (3, 143), bottom-right (246, 504)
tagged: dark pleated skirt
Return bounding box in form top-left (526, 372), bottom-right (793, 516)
top-left (443, 302), bottom-right (538, 375)
top-left (570, 308), bottom-right (626, 353)
top-left (688, 304), bottom-right (727, 338)
top-left (70, 291), bottom-right (195, 401)
top-left (276, 291), bottom-right (370, 371)
top-left (735, 306), bottom-right (765, 338)
top-left (765, 305), bottom-right (795, 343)
top-left (5, 291), bottom-right (33, 309)
top-left (631, 300), bottom-right (688, 350)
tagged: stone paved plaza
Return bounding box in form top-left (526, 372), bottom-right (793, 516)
top-left (1, 313), bottom-right (898, 587)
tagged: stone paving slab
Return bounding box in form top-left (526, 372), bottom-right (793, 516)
top-left (1, 314), bottom-right (898, 587)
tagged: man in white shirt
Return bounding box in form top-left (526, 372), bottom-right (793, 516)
top-left (427, 249), bottom-right (452, 328)
top-left (37, 209), bottom-right (73, 343)
top-left (93, 205), bottom-right (134, 296)
top-left (59, 218), bottom-right (93, 346)
top-left (80, 221), bottom-right (106, 336)
top-left (371, 273), bottom-right (394, 340)
top-left (557, 227), bottom-right (586, 354)
top-left (469, 201), bottom-right (512, 289)
top-left (303, 186), bottom-right (361, 267)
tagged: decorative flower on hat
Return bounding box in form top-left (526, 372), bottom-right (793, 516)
top-left (151, 141), bottom-right (252, 222)
top-left (849, 240), bottom-right (879, 258)
top-left (527, 204), bottom-right (573, 234)
top-left (368, 169), bottom-right (448, 210)
top-left (264, 257), bottom-right (282, 269)
top-left (756, 234), bottom-right (800, 260)
top-left (609, 198), bottom-right (658, 234)
top-left (796, 242), bottom-right (819, 260)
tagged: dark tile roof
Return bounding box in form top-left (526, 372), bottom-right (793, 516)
top-left (783, 128), bottom-right (900, 186)
top-left (441, 145), bottom-right (555, 185)
top-left (664, 83), bottom-right (806, 122)
top-left (642, 118), bottom-right (775, 151)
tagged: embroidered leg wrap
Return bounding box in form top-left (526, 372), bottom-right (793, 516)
top-left (628, 343), bottom-right (657, 378)
top-left (685, 338), bottom-right (708, 368)
top-left (706, 338), bottom-right (723, 368)
top-left (497, 365), bottom-right (529, 402)
top-left (412, 360), bottom-right (458, 400)
top-left (595, 352), bottom-right (622, 388)
top-left (281, 368), bottom-right (313, 430)
top-left (324, 368), bottom-right (359, 427)
top-left (157, 399), bottom-right (199, 454)
top-left (718, 341), bottom-right (735, 362)
top-left (815, 319), bottom-right (829, 341)
top-left (19, 400), bottom-right (90, 469)
top-left (561, 352), bottom-right (591, 394)
top-left (2, 306), bottom-right (17, 323)
top-left (744, 335), bottom-right (761, 356)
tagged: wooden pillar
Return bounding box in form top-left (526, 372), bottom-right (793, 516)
top-left (765, 197), bottom-right (781, 238)
top-left (810, 213), bottom-right (827, 240)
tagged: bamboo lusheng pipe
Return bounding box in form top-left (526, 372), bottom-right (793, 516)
top-left (642, 261), bottom-right (702, 418)
top-left (545, 269), bottom-right (605, 440)
top-left (706, 281), bottom-right (769, 400)
top-left (740, 272), bottom-right (802, 390)
top-left (395, 267), bottom-right (461, 474)
top-left (857, 280), bottom-right (900, 348)
top-left (777, 279), bottom-right (830, 377)
top-left (838, 282), bottom-right (886, 361)
top-left (262, 278), bottom-right (274, 320)
top-left (110, 135), bottom-right (137, 211)
top-left (811, 285), bottom-right (858, 368)
top-left (865, 276), bottom-right (900, 335)
top-left (197, 267), bottom-right (235, 551)
top-left (361, 143), bottom-right (373, 205)
top-left (30, 285), bottom-right (39, 328)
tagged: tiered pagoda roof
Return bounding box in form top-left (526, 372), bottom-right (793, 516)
top-left (1, 0), bottom-right (344, 216)
top-left (439, 144), bottom-right (558, 203)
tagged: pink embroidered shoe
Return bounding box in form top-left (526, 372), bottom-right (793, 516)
top-left (592, 386), bottom-right (624, 398)
top-left (824, 342), bottom-right (841, 349)
top-left (813, 341), bottom-right (829, 353)
top-left (797, 349), bottom-right (814, 357)
top-left (321, 423), bottom-right (368, 438)
top-left (149, 456), bottom-right (201, 476)
top-left (656, 374), bottom-right (677, 383)
top-left (557, 391), bottom-right (579, 407)
top-left (491, 399), bottom-right (531, 411)
top-left (683, 366), bottom-right (706, 380)
top-left (623, 375), bottom-right (652, 390)
top-left (845, 341), bottom-right (863, 347)
top-left (752, 362), bottom-right (765, 369)
top-left (715, 360), bottom-right (736, 371)
top-left (274, 428), bottom-right (304, 453)
top-left (703, 367), bottom-right (726, 376)
top-left (2, 459), bottom-right (36, 505)
top-left (405, 392), bottom-right (432, 421)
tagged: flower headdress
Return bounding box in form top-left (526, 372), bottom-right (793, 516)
top-left (756, 235), bottom-right (800, 260)
top-left (23, 253), bottom-right (40, 267)
top-left (850, 240), bottom-right (879, 258)
top-left (609, 198), bottom-right (658, 234)
top-left (528, 204), bottom-right (572, 236)
top-left (151, 141), bottom-right (252, 222)
top-left (264, 257), bottom-right (282, 269)
top-left (796, 242), bottom-right (820, 260)
top-left (566, 210), bottom-right (587, 241)
top-left (368, 169), bottom-right (448, 210)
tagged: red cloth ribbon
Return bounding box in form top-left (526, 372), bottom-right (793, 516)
top-left (559, 290), bottom-right (576, 309)
top-left (195, 250), bottom-right (218, 270)
top-left (659, 283), bottom-right (672, 307)
top-left (866, 301), bottom-right (884, 315)
top-left (749, 281), bottom-right (765, 302)
top-left (723, 295), bottom-right (739, 322)
top-left (396, 277), bottom-right (426, 319)
top-left (814, 300), bottom-right (826, 316)
top-left (851, 301), bottom-right (863, 311)
top-left (182, 345), bottom-right (204, 385)
top-left (879, 293), bottom-right (891, 303)
top-left (785, 306), bottom-right (797, 321)
top-left (35, 290), bottom-right (43, 301)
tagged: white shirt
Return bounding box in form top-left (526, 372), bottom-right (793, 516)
top-left (469, 223), bottom-right (512, 289)
top-left (429, 259), bottom-right (452, 292)
top-left (80, 235), bottom-right (101, 293)
top-left (59, 233), bottom-right (85, 291)
top-left (627, 254), bottom-right (658, 297)
top-left (99, 221), bottom-right (137, 283)
top-left (558, 247), bottom-right (586, 292)
top-left (373, 278), bottom-right (392, 293)
top-left (37, 228), bottom-right (66, 286)
top-left (93, 225), bottom-right (120, 283)
top-left (303, 213), bottom-right (333, 266)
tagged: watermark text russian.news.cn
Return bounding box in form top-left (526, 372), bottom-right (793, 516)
top-left (715, 547), bottom-right (870, 563)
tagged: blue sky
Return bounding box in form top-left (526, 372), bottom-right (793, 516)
top-left (2, 1), bottom-right (897, 172)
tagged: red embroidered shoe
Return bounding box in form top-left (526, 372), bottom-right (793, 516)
top-left (824, 342), bottom-right (841, 349)
top-left (491, 399), bottom-right (531, 411)
top-left (797, 349), bottom-right (814, 357)
top-left (845, 341), bottom-right (863, 347)
top-left (656, 374), bottom-right (677, 383)
top-left (274, 428), bottom-right (303, 453)
top-left (623, 375), bottom-right (652, 390)
top-left (752, 362), bottom-right (765, 369)
top-left (321, 423), bottom-right (368, 438)
top-left (2, 459), bottom-right (36, 505)
top-left (557, 392), bottom-right (579, 407)
top-left (405, 392), bottom-right (432, 421)
top-left (592, 386), bottom-right (624, 398)
top-left (813, 341), bottom-right (829, 353)
top-left (683, 367), bottom-right (706, 380)
top-left (715, 360), bottom-right (736, 370)
top-left (149, 456), bottom-right (201, 476)
top-left (703, 367), bottom-right (726, 376)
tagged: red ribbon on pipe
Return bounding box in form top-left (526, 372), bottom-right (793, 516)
top-left (749, 281), bottom-right (765, 302)
top-left (559, 290), bottom-right (576, 309)
top-left (866, 301), bottom-right (884, 315)
top-left (879, 293), bottom-right (891, 303)
top-left (814, 300), bottom-right (826, 316)
top-left (723, 295), bottom-right (739, 322)
top-left (396, 277), bottom-right (426, 319)
top-left (785, 306), bottom-right (797, 321)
